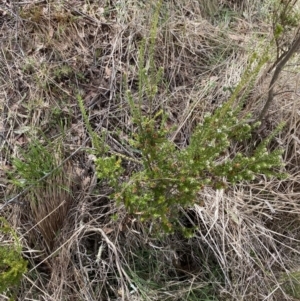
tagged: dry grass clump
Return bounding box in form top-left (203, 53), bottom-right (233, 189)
top-left (27, 160), bottom-right (77, 253)
top-left (1, 0), bottom-right (300, 300)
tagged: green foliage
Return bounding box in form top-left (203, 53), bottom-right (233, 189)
top-left (77, 94), bottom-right (105, 154)
top-left (53, 64), bottom-right (73, 81)
top-left (11, 139), bottom-right (59, 188)
top-left (101, 106), bottom-right (284, 233)
top-left (95, 0), bottom-right (286, 234)
top-left (0, 218), bottom-right (27, 294)
top-left (96, 156), bottom-right (124, 187)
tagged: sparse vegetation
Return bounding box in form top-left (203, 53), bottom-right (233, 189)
top-left (1, 0), bottom-right (300, 300)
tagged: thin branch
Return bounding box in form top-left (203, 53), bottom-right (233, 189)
top-left (258, 32), bottom-right (300, 121)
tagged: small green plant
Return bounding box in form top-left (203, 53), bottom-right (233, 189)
top-left (0, 218), bottom-right (27, 294)
top-left (11, 139), bottom-right (60, 188)
top-left (77, 94), bottom-right (105, 154)
top-left (53, 64), bottom-right (73, 81)
top-left (95, 1), bottom-right (286, 234)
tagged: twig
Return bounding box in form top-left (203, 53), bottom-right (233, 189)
top-left (258, 33), bottom-right (300, 121)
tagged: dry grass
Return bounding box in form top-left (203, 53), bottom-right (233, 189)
top-left (28, 159), bottom-right (77, 253)
top-left (1, 0), bottom-right (300, 300)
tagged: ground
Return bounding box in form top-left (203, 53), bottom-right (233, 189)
top-left (1, 0), bottom-right (300, 300)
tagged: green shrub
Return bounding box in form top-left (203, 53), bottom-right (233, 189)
top-left (94, 0), bottom-right (286, 234)
top-left (11, 139), bottom-right (59, 188)
top-left (0, 218), bottom-right (27, 294)
top-left (96, 107), bottom-right (285, 234)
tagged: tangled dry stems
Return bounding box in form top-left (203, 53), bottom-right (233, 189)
top-left (28, 160), bottom-right (76, 253)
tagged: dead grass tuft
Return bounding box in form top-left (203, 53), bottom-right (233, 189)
top-left (28, 160), bottom-right (77, 253)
